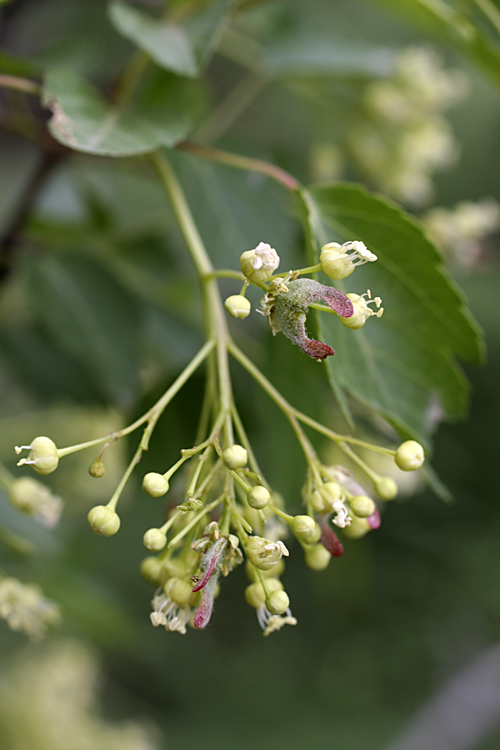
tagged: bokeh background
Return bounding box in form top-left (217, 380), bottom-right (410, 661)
top-left (1, 1), bottom-right (500, 748)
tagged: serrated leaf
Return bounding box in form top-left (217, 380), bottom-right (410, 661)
top-left (300, 183), bottom-right (485, 442)
top-left (377, 0), bottom-right (500, 89)
top-left (22, 254), bottom-right (141, 407)
top-left (42, 67), bottom-right (195, 156)
top-left (108, 0), bottom-right (234, 78)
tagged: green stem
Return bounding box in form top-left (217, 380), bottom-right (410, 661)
top-left (339, 442), bottom-right (381, 484)
top-left (176, 141), bottom-right (300, 192)
top-left (207, 269), bottom-right (246, 281)
top-left (472, 0), bottom-right (500, 35)
top-left (168, 498), bottom-right (223, 549)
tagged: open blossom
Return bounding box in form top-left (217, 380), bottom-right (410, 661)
top-left (257, 605), bottom-right (297, 636)
top-left (150, 590), bottom-right (191, 634)
top-left (240, 242), bottom-right (280, 283)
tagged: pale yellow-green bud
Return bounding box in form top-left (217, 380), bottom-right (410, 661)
top-left (247, 485), bottom-right (270, 509)
top-left (222, 444), bottom-right (248, 470)
top-left (375, 476), bottom-right (398, 500)
top-left (311, 481), bottom-right (342, 513)
top-left (245, 559), bottom-right (285, 582)
top-left (290, 514), bottom-right (315, 541)
top-left (89, 458), bottom-right (105, 478)
top-left (304, 522), bottom-right (322, 545)
top-left (143, 528), bottom-right (167, 551)
top-left (266, 589), bottom-right (290, 615)
top-left (142, 472), bottom-right (169, 497)
top-left (245, 578), bottom-right (283, 609)
top-left (339, 291), bottom-right (383, 330)
top-left (246, 536), bottom-right (289, 570)
top-left (164, 555), bottom-right (197, 580)
top-left (343, 516), bottom-right (370, 539)
top-left (140, 556), bottom-right (165, 586)
top-left (15, 436), bottom-right (59, 475)
top-left (164, 577), bottom-right (193, 606)
top-left (224, 295), bottom-right (251, 319)
top-left (350, 495), bottom-right (375, 518)
top-left (395, 440), bottom-right (425, 471)
top-left (320, 243), bottom-right (355, 280)
top-left (304, 544), bottom-right (331, 571)
top-left (240, 242), bottom-right (280, 283)
top-left (87, 505), bottom-right (120, 536)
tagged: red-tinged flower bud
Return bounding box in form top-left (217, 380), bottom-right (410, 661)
top-left (320, 520), bottom-right (344, 557)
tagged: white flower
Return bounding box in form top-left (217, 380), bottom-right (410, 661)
top-left (341, 241), bottom-right (378, 263)
top-left (257, 604), bottom-right (297, 636)
top-left (252, 242), bottom-right (280, 272)
top-left (0, 577), bottom-right (60, 639)
top-left (331, 500), bottom-right (352, 529)
top-left (150, 590), bottom-right (190, 634)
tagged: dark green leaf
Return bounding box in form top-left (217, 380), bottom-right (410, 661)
top-left (22, 253), bottom-right (142, 406)
top-left (300, 183), bottom-right (485, 442)
top-left (42, 67), bottom-right (195, 156)
top-left (0, 50), bottom-right (40, 77)
top-left (108, 0), bottom-right (234, 78)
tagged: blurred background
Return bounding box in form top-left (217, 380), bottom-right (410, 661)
top-left (1, 1), bottom-right (500, 748)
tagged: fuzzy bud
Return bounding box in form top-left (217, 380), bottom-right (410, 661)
top-left (350, 495), bottom-right (376, 518)
top-left (395, 440), bottom-right (425, 471)
top-left (143, 528), bottom-right (167, 552)
top-left (222, 445), bottom-right (248, 470)
top-left (290, 515), bottom-right (315, 541)
top-left (224, 295), bottom-right (251, 319)
top-left (87, 505), bottom-right (120, 536)
top-left (247, 485), bottom-right (271, 509)
top-left (142, 472), bottom-right (169, 497)
top-left (374, 476), bottom-right (398, 500)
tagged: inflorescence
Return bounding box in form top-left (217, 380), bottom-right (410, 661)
top-left (10, 240), bottom-right (424, 637)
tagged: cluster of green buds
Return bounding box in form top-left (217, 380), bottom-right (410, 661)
top-left (8, 234), bottom-right (427, 639)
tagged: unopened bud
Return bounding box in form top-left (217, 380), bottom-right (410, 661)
top-left (87, 505), bottom-right (120, 536)
top-left (164, 577), bottom-right (192, 606)
top-left (143, 528), bottom-right (167, 551)
top-left (350, 495), bottom-right (376, 518)
top-left (342, 516), bottom-right (370, 539)
top-left (374, 476), bottom-right (398, 500)
top-left (245, 559), bottom-right (285, 582)
top-left (247, 485), bottom-right (270, 509)
top-left (140, 556), bottom-right (165, 586)
top-left (222, 445), bottom-right (248, 470)
top-left (395, 441), bottom-right (425, 471)
top-left (15, 436), bottom-right (59, 475)
top-left (304, 544), bottom-right (331, 571)
top-left (142, 472), bottom-right (169, 497)
top-left (224, 295), bottom-right (251, 319)
top-left (290, 514), bottom-right (315, 541)
top-left (89, 458), bottom-right (105, 478)
top-left (246, 536), bottom-right (288, 570)
top-left (245, 578), bottom-right (283, 609)
top-left (266, 589), bottom-right (289, 615)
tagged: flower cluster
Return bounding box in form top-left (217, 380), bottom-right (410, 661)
top-left (0, 576), bottom-right (60, 640)
top-left (348, 46), bottom-right (468, 205)
top-left (10, 237), bottom-right (425, 638)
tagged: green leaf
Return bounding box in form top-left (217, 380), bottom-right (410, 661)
top-left (377, 0), bottom-right (500, 89)
top-left (108, 0), bottom-right (234, 78)
top-left (22, 254), bottom-right (142, 407)
top-left (300, 183), bottom-right (485, 442)
top-left (0, 50), bottom-right (39, 77)
top-left (42, 67), bottom-right (195, 156)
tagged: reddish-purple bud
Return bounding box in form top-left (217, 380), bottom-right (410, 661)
top-left (192, 537), bottom-right (227, 592)
top-left (320, 519), bottom-right (344, 557)
top-left (194, 574), bottom-right (218, 629)
top-left (366, 507), bottom-right (381, 529)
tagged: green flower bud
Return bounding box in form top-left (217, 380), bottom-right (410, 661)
top-left (87, 505), bottom-right (120, 537)
top-left (339, 291), bottom-right (384, 330)
top-left (350, 495), bottom-right (376, 518)
top-left (164, 577), bottom-right (193, 606)
top-left (224, 295), bottom-right (251, 319)
top-left (245, 578), bottom-right (283, 608)
top-left (89, 458), bottom-right (105, 478)
top-left (311, 481), bottom-right (342, 513)
top-left (343, 517), bottom-right (370, 539)
top-left (375, 476), bottom-right (398, 500)
top-left (304, 544), bottom-right (331, 571)
top-left (222, 445), bottom-right (248, 470)
top-left (164, 557), bottom-right (193, 580)
top-left (143, 528), bottom-right (167, 551)
top-left (247, 485), bottom-right (270, 509)
top-left (240, 242), bottom-right (280, 283)
top-left (142, 472), bottom-right (169, 497)
top-left (245, 559), bottom-right (285, 582)
top-left (304, 522), bottom-right (322, 545)
top-left (290, 514), bottom-right (315, 541)
top-left (140, 556), bottom-right (165, 586)
top-left (320, 241), bottom-right (377, 281)
top-left (15, 436), bottom-right (59, 475)
top-left (246, 536), bottom-right (289, 571)
top-left (266, 590), bottom-right (290, 616)
top-left (395, 441), bottom-right (425, 471)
